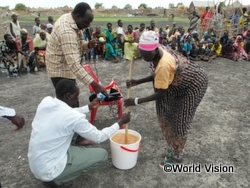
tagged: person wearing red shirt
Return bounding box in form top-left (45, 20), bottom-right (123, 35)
top-left (200, 7), bottom-right (213, 34)
top-left (15, 28), bottom-right (35, 71)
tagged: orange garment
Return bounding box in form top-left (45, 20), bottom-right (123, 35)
top-left (201, 11), bottom-right (213, 29)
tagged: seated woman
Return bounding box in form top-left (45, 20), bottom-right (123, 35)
top-left (124, 25), bottom-right (139, 61)
top-left (1, 34), bottom-right (18, 77)
top-left (33, 30), bottom-right (49, 68)
top-left (233, 35), bottom-right (250, 60)
top-left (211, 40), bottom-right (222, 56)
top-left (15, 28), bottom-right (34, 72)
top-left (104, 23), bottom-right (120, 63)
top-left (222, 39), bottom-right (238, 61)
top-left (201, 28), bottom-right (216, 43)
top-left (92, 26), bottom-right (106, 60)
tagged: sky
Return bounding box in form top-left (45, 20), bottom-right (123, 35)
top-left (3, 0), bottom-right (249, 10)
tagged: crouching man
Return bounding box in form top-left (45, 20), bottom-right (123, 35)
top-left (28, 79), bottom-right (130, 188)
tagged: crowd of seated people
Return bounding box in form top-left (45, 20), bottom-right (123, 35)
top-left (2, 14), bottom-right (250, 78)
top-left (79, 18), bottom-right (250, 64)
top-left (0, 15), bottom-right (53, 77)
top-left (159, 22), bottom-right (250, 63)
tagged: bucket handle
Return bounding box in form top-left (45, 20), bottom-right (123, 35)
top-left (120, 144), bottom-right (141, 152)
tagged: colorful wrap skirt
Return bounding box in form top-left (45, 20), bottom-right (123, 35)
top-left (155, 48), bottom-right (208, 159)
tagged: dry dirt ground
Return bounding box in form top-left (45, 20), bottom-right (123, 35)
top-left (0, 20), bottom-right (250, 188)
top-left (0, 56), bottom-right (250, 188)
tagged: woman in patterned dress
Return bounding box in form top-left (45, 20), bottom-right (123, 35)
top-left (124, 31), bottom-right (208, 165)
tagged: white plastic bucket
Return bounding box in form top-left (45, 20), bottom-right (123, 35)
top-left (110, 129), bottom-right (141, 170)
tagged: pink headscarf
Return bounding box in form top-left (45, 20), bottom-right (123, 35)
top-left (139, 31), bottom-right (159, 51)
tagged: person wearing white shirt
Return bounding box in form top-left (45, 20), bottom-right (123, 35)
top-left (32, 17), bottom-right (41, 35)
top-left (28, 79), bottom-right (130, 188)
top-left (116, 19), bottom-right (125, 54)
top-left (0, 106), bottom-right (25, 130)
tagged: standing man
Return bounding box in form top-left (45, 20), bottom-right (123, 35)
top-left (45, 2), bottom-right (105, 94)
top-left (163, 9), bottom-right (167, 17)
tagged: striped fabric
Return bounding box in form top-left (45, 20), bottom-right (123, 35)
top-left (45, 13), bottom-right (93, 85)
top-left (155, 47), bottom-right (208, 160)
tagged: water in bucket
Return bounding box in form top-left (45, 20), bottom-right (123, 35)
top-left (110, 129), bottom-right (141, 170)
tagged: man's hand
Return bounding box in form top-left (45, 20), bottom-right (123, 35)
top-left (117, 112), bottom-right (131, 127)
top-left (90, 81), bottom-right (109, 98)
top-left (88, 98), bottom-right (101, 110)
top-left (8, 114), bottom-right (25, 131)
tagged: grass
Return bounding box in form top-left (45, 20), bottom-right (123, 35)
top-left (15, 14), bottom-right (189, 25)
top-left (2, 14), bottom-right (189, 34)
top-left (93, 16), bottom-right (189, 23)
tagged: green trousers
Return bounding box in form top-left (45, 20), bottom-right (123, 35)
top-left (53, 143), bottom-right (108, 185)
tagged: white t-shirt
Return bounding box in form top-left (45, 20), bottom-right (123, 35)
top-left (116, 26), bottom-right (125, 35)
top-left (28, 96), bottom-right (119, 181)
top-left (33, 25), bottom-right (41, 35)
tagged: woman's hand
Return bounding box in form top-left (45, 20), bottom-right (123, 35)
top-left (126, 79), bottom-right (137, 88)
top-left (124, 98), bottom-right (136, 107)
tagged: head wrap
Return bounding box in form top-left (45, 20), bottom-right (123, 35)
top-left (47, 23), bottom-right (53, 29)
top-left (192, 31), bottom-right (198, 35)
top-left (11, 13), bottom-right (17, 17)
top-left (20, 28), bottom-right (28, 34)
top-left (139, 31), bottom-right (159, 51)
top-left (39, 30), bottom-right (46, 35)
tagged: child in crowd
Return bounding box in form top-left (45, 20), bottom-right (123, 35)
top-left (182, 37), bottom-right (192, 57)
top-left (222, 39), bottom-right (238, 61)
top-left (159, 34), bottom-right (168, 47)
top-left (203, 43), bottom-right (217, 62)
top-left (211, 40), bottom-right (222, 56)
top-left (220, 32), bottom-right (229, 45)
top-left (233, 35), bottom-right (250, 60)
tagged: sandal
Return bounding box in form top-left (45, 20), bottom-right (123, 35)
top-left (113, 59), bottom-right (119, 63)
top-left (161, 151), bottom-right (173, 159)
top-left (159, 159), bottom-right (172, 168)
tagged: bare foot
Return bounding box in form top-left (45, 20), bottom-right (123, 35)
top-left (113, 58), bottom-right (119, 63)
